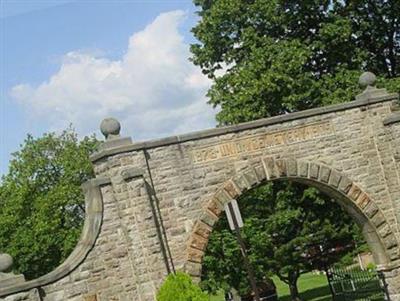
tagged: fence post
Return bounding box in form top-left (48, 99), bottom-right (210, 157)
top-left (377, 271), bottom-right (391, 301)
top-left (325, 267), bottom-right (337, 301)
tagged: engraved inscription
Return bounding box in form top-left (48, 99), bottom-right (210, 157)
top-left (192, 122), bottom-right (334, 164)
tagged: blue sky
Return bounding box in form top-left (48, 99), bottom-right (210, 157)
top-left (1, 1), bottom-right (217, 176)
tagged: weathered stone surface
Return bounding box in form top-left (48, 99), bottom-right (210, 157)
top-left (371, 211), bottom-right (386, 228)
top-left (359, 71), bottom-right (376, 88)
top-left (205, 198), bottom-right (223, 218)
top-left (192, 221), bottom-right (212, 239)
top-left (378, 223), bottom-right (392, 239)
top-left (214, 189), bottom-right (232, 205)
top-left (0, 274), bottom-right (25, 288)
top-left (355, 192), bottom-right (370, 209)
top-left (199, 211), bottom-right (218, 227)
top-left (2, 289), bottom-right (40, 301)
top-left (244, 169), bottom-right (259, 187)
top-left (338, 176), bottom-right (353, 194)
top-left (188, 233), bottom-right (208, 251)
top-left (184, 261), bottom-right (202, 277)
top-left (387, 247), bottom-right (400, 261)
top-left (100, 117), bottom-right (121, 139)
top-left (384, 233), bottom-right (398, 250)
top-left (364, 202), bottom-right (379, 219)
top-left (254, 164), bottom-right (267, 182)
top-left (262, 157), bottom-right (277, 179)
top-left (318, 165), bottom-right (331, 183)
top-left (286, 160), bottom-right (297, 177)
top-left (187, 247), bottom-right (204, 263)
top-left (328, 169), bottom-right (341, 187)
top-left (223, 180), bottom-right (240, 199)
top-left (347, 184), bottom-right (362, 201)
top-left (309, 163), bottom-right (320, 179)
top-left (0, 255), bottom-right (12, 273)
top-left (297, 161), bottom-right (309, 178)
top-left (275, 160), bottom-right (287, 177)
top-left (232, 174), bottom-right (250, 192)
top-left (83, 295), bottom-right (97, 301)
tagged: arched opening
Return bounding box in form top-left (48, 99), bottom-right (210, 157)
top-left (186, 158), bottom-right (399, 300)
top-left (291, 177), bottom-right (389, 267)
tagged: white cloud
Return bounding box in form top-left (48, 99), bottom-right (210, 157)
top-left (10, 10), bottom-right (216, 140)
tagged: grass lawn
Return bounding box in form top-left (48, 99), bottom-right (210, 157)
top-left (209, 293), bottom-right (225, 301)
top-left (208, 272), bottom-right (332, 301)
top-left (273, 272), bottom-right (331, 301)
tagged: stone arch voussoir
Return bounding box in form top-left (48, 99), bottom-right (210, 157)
top-left (185, 157), bottom-right (400, 279)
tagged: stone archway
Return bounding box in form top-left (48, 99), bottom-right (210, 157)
top-left (185, 158), bottom-right (400, 296)
top-left (2, 76), bottom-right (400, 301)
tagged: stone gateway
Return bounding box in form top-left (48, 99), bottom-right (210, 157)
top-left (1, 74), bottom-right (400, 300)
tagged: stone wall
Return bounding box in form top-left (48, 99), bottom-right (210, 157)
top-left (1, 79), bottom-right (400, 300)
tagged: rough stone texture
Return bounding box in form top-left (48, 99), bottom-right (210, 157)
top-left (2, 289), bottom-right (41, 301)
top-left (100, 118), bottom-right (121, 139)
top-left (0, 255), bottom-right (13, 273)
top-left (1, 91), bottom-right (400, 300)
top-left (359, 71), bottom-right (376, 88)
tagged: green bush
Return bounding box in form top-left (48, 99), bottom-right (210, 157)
top-left (366, 262), bottom-right (377, 271)
top-left (157, 271), bottom-right (208, 301)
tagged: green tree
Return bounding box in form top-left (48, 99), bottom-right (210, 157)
top-left (191, 0), bottom-right (399, 125)
top-left (190, 1), bottom-right (398, 300)
top-left (0, 129), bottom-right (98, 279)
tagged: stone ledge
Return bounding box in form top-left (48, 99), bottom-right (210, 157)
top-left (90, 93), bottom-right (398, 162)
top-left (97, 137), bottom-right (132, 152)
top-left (383, 112), bottom-right (400, 126)
top-left (0, 177), bottom-right (110, 298)
top-left (120, 168), bottom-right (144, 181)
top-left (0, 274), bottom-right (25, 288)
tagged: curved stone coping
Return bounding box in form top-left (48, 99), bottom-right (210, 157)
top-left (90, 93), bottom-right (399, 162)
top-left (0, 177), bottom-right (111, 297)
top-left (383, 112), bottom-right (400, 126)
top-left (184, 158), bottom-right (400, 278)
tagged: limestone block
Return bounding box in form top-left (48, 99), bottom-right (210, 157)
top-left (297, 161), bottom-right (309, 178)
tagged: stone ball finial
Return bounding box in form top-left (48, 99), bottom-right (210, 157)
top-left (0, 253), bottom-right (13, 272)
top-left (100, 117), bottom-right (121, 140)
top-left (359, 71), bottom-right (376, 88)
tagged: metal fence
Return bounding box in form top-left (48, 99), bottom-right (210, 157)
top-left (326, 266), bottom-right (390, 301)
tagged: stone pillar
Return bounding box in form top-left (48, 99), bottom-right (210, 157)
top-left (356, 73), bottom-right (400, 300)
top-left (93, 118), bottom-right (170, 300)
top-left (383, 111), bottom-right (400, 237)
top-left (357, 72), bottom-right (400, 235)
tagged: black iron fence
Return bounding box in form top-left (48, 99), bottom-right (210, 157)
top-left (326, 266), bottom-right (390, 301)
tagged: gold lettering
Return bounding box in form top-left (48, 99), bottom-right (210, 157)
top-left (192, 122), bottom-right (333, 164)
top-left (285, 130), bottom-right (296, 144)
top-left (295, 127), bottom-right (306, 141)
top-left (207, 148), bottom-right (218, 160)
top-left (273, 133), bottom-right (285, 145)
top-left (264, 133), bottom-right (274, 147)
top-left (193, 151), bottom-right (203, 163)
top-left (220, 143), bottom-right (235, 157)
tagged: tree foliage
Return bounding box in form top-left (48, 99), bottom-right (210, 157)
top-left (191, 0), bottom-right (400, 124)
top-left (0, 129), bottom-right (98, 279)
top-left (157, 271), bottom-right (208, 301)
